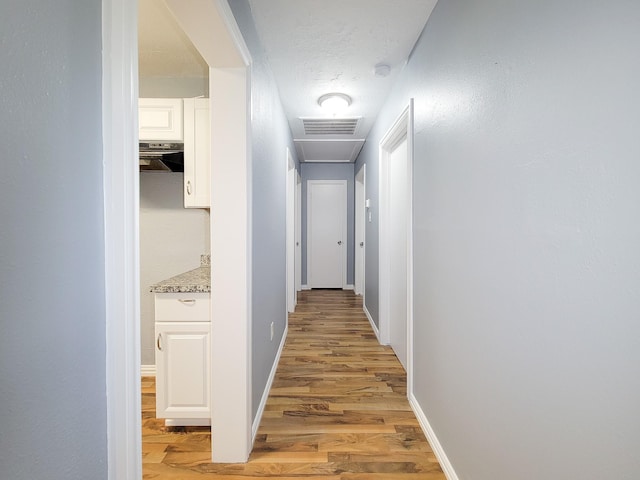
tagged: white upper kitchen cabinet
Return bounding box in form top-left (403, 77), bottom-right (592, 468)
top-left (139, 98), bottom-right (184, 141)
top-left (183, 98), bottom-right (210, 208)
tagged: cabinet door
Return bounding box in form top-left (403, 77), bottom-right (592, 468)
top-left (139, 98), bottom-right (184, 141)
top-left (183, 98), bottom-right (211, 208)
top-left (155, 322), bottom-right (210, 418)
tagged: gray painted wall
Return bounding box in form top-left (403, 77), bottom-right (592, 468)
top-left (0, 1), bottom-right (108, 479)
top-left (300, 163), bottom-right (355, 286)
top-left (228, 0), bottom-right (299, 420)
top-left (355, 1), bottom-right (640, 478)
top-left (139, 173), bottom-right (210, 366)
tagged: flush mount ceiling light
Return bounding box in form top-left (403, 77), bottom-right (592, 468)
top-left (318, 93), bottom-right (352, 115)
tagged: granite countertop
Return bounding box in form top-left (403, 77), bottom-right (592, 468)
top-left (150, 254), bottom-right (211, 294)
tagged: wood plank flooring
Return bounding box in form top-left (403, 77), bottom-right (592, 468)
top-left (142, 289), bottom-right (445, 479)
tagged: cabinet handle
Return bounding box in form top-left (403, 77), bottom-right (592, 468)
top-left (186, 180), bottom-right (192, 195)
top-left (157, 333), bottom-right (163, 351)
top-left (178, 299), bottom-right (196, 305)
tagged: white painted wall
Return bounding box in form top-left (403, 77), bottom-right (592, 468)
top-left (139, 77), bottom-right (208, 98)
top-left (139, 172), bottom-right (210, 366)
top-left (355, 0), bottom-right (640, 478)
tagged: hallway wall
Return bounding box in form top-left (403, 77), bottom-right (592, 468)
top-left (355, 0), bottom-right (640, 478)
top-left (0, 1), bottom-right (108, 478)
top-left (229, 0), bottom-right (300, 421)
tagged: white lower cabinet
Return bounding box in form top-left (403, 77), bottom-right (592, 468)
top-left (154, 293), bottom-right (210, 424)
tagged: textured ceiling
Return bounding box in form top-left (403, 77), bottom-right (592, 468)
top-left (138, 0), bottom-right (437, 162)
top-left (248, 0), bottom-right (437, 161)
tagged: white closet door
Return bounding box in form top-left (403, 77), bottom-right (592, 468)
top-left (388, 138), bottom-right (409, 369)
top-left (307, 180), bottom-right (347, 288)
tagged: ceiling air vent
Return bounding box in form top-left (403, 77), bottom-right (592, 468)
top-left (302, 118), bottom-right (359, 136)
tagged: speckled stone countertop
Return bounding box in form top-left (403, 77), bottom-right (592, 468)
top-left (150, 254), bottom-right (211, 293)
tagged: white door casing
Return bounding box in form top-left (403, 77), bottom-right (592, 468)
top-left (355, 165), bottom-right (366, 296)
top-left (103, 0), bottom-right (141, 477)
top-left (307, 180), bottom-right (347, 289)
top-left (295, 171), bottom-right (302, 292)
top-left (286, 148), bottom-right (296, 312)
top-left (379, 101), bottom-right (414, 381)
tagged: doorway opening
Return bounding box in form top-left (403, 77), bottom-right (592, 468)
top-left (378, 101), bottom-right (414, 379)
top-left (306, 180), bottom-right (348, 289)
top-left (103, 0), bottom-right (253, 476)
top-left (286, 148), bottom-right (297, 313)
top-left (355, 165), bottom-right (366, 296)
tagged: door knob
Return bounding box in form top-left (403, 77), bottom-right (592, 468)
top-left (360, 242), bottom-right (364, 247)
top-left (337, 240), bottom-right (342, 245)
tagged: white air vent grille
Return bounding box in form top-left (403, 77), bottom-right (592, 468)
top-left (302, 118), bottom-right (359, 135)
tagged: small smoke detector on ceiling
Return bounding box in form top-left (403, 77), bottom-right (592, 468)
top-left (301, 118), bottom-right (360, 136)
top-left (374, 63), bottom-right (391, 77)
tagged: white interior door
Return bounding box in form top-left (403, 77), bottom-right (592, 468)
top-left (355, 165), bottom-right (366, 296)
top-left (388, 138), bottom-right (409, 369)
top-left (307, 180), bottom-right (347, 288)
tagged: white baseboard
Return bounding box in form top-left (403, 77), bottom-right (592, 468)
top-left (408, 393), bottom-right (459, 480)
top-left (252, 322), bottom-right (289, 442)
top-left (140, 364), bottom-right (156, 376)
top-left (165, 418), bottom-right (210, 427)
top-left (302, 285), bottom-right (354, 290)
top-left (363, 304), bottom-right (381, 343)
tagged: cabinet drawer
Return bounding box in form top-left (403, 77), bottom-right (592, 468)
top-left (155, 293), bottom-right (210, 322)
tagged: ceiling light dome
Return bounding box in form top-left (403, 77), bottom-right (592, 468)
top-left (318, 93), bottom-right (352, 115)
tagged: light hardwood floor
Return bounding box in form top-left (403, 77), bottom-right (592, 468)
top-left (142, 289), bottom-right (445, 479)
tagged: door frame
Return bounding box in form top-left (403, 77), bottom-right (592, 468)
top-left (103, 0), bottom-right (253, 475)
top-left (355, 164), bottom-right (366, 296)
top-left (103, 1), bottom-right (141, 476)
top-left (295, 171), bottom-right (302, 293)
top-left (286, 148), bottom-right (296, 312)
top-left (378, 100), bottom-right (414, 387)
top-left (306, 179), bottom-right (348, 289)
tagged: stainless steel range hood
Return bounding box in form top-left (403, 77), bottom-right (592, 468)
top-left (139, 142), bottom-right (184, 172)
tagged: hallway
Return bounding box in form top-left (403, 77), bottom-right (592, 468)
top-left (142, 290), bottom-right (445, 478)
